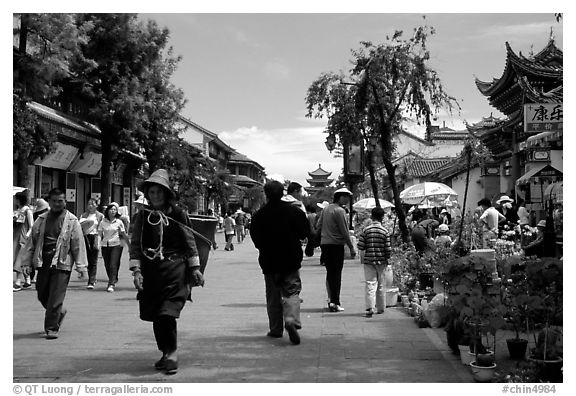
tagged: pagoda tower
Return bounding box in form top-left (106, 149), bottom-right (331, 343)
top-left (306, 164), bottom-right (334, 194)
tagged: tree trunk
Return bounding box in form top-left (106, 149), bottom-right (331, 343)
top-left (368, 81), bottom-right (409, 243)
top-left (383, 157), bottom-right (409, 244)
top-left (366, 150), bottom-right (380, 206)
top-left (457, 148), bottom-right (472, 248)
top-left (100, 132), bottom-right (112, 206)
top-left (15, 14), bottom-right (30, 188)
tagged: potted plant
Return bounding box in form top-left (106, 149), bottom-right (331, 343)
top-left (525, 258), bottom-right (563, 382)
top-left (501, 256), bottom-right (530, 359)
top-left (442, 255), bottom-right (506, 379)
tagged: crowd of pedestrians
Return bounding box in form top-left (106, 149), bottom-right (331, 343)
top-left (17, 171), bottom-right (550, 373)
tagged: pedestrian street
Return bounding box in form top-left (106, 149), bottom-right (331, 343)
top-left (13, 232), bottom-right (472, 383)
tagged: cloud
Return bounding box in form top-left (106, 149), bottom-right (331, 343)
top-left (475, 22), bottom-right (557, 42)
top-left (219, 125), bottom-right (342, 185)
top-left (264, 59), bottom-right (291, 80)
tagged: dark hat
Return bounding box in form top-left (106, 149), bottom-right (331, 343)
top-left (141, 169), bottom-right (175, 199)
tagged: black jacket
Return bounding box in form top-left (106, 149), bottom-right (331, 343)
top-left (251, 200), bottom-right (309, 274)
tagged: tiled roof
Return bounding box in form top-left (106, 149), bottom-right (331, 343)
top-left (231, 174), bottom-right (262, 186)
top-left (406, 158), bottom-right (453, 177)
top-left (28, 101), bottom-right (100, 136)
top-left (475, 40), bottom-right (562, 97)
top-left (431, 130), bottom-right (470, 140)
top-left (308, 164), bottom-right (332, 177)
top-left (518, 76), bottom-right (563, 103)
top-left (229, 150), bottom-right (265, 170)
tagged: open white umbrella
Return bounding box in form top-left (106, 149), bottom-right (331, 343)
top-left (400, 182), bottom-right (458, 206)
top-left (13, 186), bottom-right (27, 196)
top-left (353, 198), bottom-right (394, 210)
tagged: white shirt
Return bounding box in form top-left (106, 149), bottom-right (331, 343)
top-left (98, 218), bottom-right (126, 247)
top-left (80, 212), bottom-right (100, 235)
top-left (480, 207), bottom-right (504, 232)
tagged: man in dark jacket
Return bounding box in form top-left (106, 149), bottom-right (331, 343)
top-left (410, 210), bottom-right (439, 254)
top-left (250, 180), bottom-right (309, 345)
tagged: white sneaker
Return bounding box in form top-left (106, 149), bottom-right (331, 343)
top-left (107, 285), bottom-right (114, 293)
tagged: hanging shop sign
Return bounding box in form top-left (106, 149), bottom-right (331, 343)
top-left (66, 189), bottom-right (76, 202)
top-left (69, 151), bottom-right (102, 175)
top-left (343, 141), bottom-right (364, 183)
top-left (111, 170), bottom-right (123, 185)
top-left (524, 103), bottom-right (563, 133)
top-left (123, 187), bottom-right (131, 207)
top-left (34, 142), bottom-right (79, 170)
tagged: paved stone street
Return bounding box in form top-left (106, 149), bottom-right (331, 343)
top-left (13, 231), bottom-right (473, 383)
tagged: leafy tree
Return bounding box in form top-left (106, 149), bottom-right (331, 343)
top-left (13, 13), bottom-right (94, 186)
top-left (307, 20), bottom-right (460, 243)
top-left (306, 72), bottom-right (382, 207)
top-left (73, 14), bottom-right (186, 205)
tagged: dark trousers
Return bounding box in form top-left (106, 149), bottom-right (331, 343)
top-left (36, 266), bottom-right (71, 332)
top-left (153, 316), bottom-right (177, 354)
top-left (321, 244), bottom-right (345, 305)
top-left (264, 271), bottom-right (302, 335)
top-left (101, 245), bottom-right (123, 286)
top-left (84, 235), bottom-right (99, 284)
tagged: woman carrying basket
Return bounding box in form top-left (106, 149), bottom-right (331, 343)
top-left (129, 169), bottom-right (204, 375)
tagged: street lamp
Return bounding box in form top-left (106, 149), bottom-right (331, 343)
top-left (325, 134), bottom-right (336, 152)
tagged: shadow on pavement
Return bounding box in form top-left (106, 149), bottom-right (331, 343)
top-left (220, 303), bottom-right (266, 308)
top-left (13, 332), bottom-right (44, 341)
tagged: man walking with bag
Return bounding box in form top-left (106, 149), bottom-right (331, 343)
top-left (251, 180), bottom-right (309, 345)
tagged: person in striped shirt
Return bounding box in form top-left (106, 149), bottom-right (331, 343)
top-left (357, 207), bottom-right (392, 317)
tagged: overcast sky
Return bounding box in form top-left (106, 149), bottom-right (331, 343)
top-left (137, 12), bottom-right (563, 185)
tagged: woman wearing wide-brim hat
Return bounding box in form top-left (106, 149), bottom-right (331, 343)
top-left (129, 169), bottom-right (204, 375)
top-left (496, 195), bottom-right (519, 228)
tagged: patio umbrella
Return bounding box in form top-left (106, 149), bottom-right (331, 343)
top-left (544, 181), bottom-right (563, 204)
top-left (353, 198), bottom-right (394, 210)
top-left (13, 186), bottom-right (27, 196)
top-left (399, 182), bottom-right (458, 206)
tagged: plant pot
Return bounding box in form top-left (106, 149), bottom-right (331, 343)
top-left (470, 361), bottom-right (497, 382)
top-left (506, 338), bottom-right (528, 360)
top-left (401, 295), bottom-right (410, 307)
top-left (458, 345), bottom-right (472, 365)
top-left (385, 287), bottom-right (399, 307)
top-left (528, 357), bottom-right (563, 383)
top-left (476, 351), bottom-right (495, 366)
top-left (466, 350), bottom-right (494, 366)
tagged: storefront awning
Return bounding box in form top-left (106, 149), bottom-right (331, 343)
top-left (33, 142), bottom-right (79, 170)
top-left (520, 130), bottom-right (563, 150)
top-left (516, 163), bottom-right (562, 185)
top-left (68, 150), bottom-right (102, 175)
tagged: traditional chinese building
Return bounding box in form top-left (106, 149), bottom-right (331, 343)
top-left (177, 115), bottom-right (266, 213)
top-left (469, 37), bottom-right (563, 218)
top-left (306, 164), bottom-right (334, 194)
top-left (14, 99), bottom-right (145, 217)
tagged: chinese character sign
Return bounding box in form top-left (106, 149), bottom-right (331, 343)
top-left (524, 103), bottom-right (563, 133)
